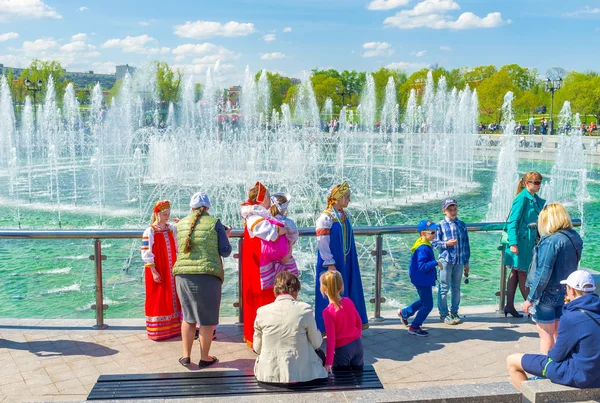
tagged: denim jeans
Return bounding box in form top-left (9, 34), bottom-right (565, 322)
top-left (438, 262), bottom-right (463, 316)
top-left (402, 285), bottom-right (433, 328)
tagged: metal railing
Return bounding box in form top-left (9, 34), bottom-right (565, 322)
top-left (0, 219), bottom-right (581, 329)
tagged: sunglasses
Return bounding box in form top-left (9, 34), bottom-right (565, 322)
top-left (425, 231), bottom-right (436, 235)
top-left (527, 180), bottom-right (542, 186)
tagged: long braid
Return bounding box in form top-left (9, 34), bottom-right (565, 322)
top-left (183, 206), bottom-right (207, 253)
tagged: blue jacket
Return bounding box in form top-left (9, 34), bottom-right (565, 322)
top-left (503, 189), bottom-right (545, 271)
top-left (526, 229), bottom-right (583, 306)
top-left (546, 293), bottom-right (600, 388)
top-left (409, 238), bottom-right (438, 287)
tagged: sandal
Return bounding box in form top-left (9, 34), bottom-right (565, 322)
top-left (179, 357), bottom-right (191, 367)
top-left (198, 356), bottom-right (218, 369)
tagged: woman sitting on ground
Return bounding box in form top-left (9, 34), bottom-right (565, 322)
top-left (253, 271), bottom-right (328, 384)
top-left (507, 270), bottom-right (600, 389)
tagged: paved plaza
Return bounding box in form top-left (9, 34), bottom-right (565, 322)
top-left (0, 305), bottom-right (541, 402)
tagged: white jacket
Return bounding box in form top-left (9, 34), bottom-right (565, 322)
top-left (253, 295), bottom-right (328, 383)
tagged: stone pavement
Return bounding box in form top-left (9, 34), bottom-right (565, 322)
top-left (0, 305), bottom-right (541, 403)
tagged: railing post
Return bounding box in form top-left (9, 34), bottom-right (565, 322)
top-left (90, 238), bottom-right (108, 329)
top-left (370, 234), bottom-right (387, 322)
top-left (233, 238), bottom-right (244, 327)
top-left (498, 246), bottom-right (507, 313)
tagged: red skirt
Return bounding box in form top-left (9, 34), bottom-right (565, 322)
top-left (242, 226), bottom-right (275, 347)
top-left (145, 229), bottom-right (182, 340)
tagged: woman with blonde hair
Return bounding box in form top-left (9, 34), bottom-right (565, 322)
top-left (503, 171), bottom-right (545, 317)
top-left (141, 200), bottom-right (182, 340)
top-left (315, 181), bottom-right (368, 333)
top-left (522, 203), bottom-right (583, 354)
top-left (173, 192), bottom-right (231, 368)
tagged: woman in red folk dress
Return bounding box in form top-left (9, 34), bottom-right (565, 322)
top-left (141, 200), bottom-right (182, 340)
top-left (240, 182), bottom-right (287, 348)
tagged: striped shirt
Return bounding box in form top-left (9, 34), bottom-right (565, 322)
top-left (433, 217), bottom-right (470, 265)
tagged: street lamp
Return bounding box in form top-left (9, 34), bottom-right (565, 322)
top-left (25, 78), bottom-right (43, 122)
top-left (336, 84), bottom-right (351, 110)
top-left (546, 77), bottom-right (562, 135)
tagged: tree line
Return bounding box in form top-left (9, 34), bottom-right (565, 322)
top-left (5, 60), bottom-right (600, 125)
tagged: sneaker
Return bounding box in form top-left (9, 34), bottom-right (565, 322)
top-left (439, 315), bottom-right (447, 323)
top-left (450, 312), bottom-right (462, 324)
top-left (398, 309), bottom-right (409, 326)
top-left (443, 315), bottom-right (456, 325)
top-left (408, 326), bottom-right (429, 337)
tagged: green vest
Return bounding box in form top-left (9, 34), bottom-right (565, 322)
top-left (173, 212), bottom-right (223, 281)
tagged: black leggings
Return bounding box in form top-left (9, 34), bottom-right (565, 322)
top-left (506, 268), bottom-right (528, 308)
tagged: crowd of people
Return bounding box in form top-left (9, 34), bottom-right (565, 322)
top-left (139, 175), bottom-right (599, 389)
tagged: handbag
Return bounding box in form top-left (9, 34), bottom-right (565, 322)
top-left (315, 348), bottom-right (326, 366)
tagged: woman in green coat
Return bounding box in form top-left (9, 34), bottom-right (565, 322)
top-left (503, 171), bottom-right (545, 317)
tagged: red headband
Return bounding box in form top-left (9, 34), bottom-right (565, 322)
top-left (153, 200), bottom-right (170, 213)
top-left (241, 182), bottom-right (267, 206)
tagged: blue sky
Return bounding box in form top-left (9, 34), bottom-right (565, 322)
top-left (0, 0), bottom-right (599, 84)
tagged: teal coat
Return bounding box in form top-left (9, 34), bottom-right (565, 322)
top-left (503, 189), bottom-right (545, 272)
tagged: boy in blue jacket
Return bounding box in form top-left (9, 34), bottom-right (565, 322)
top-left (507, 270), bottom-right (600, 389)
top-left (398, 219), bottom-right (442, 337)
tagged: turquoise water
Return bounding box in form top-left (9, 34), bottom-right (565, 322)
top-left (1, 162), bottom-right (598, 320)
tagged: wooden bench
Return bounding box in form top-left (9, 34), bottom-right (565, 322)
top-left (87, 365), bottom-right (383, 400)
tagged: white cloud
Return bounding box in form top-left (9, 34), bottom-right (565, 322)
top-left (148, 47), bottom-right (171, 55)
top-left (71, 33), bottom-right (87, 41)
top-left (92, 61), bottom-right (116, 74)
top-left (411, 50), bottom-right (427, 57)
top-left (263, 33), bottom-right (276, 42)
top-left (260, 52), bottom-right (286, 60)
top-left (440, 45), bottom-right (452, 51)
top-left (0, 32), bottom-right (18, 41)
top-left (386, 61), bottom-right (430, 70)
top-left (139, 19), bottom-right (156, 26)
top-left (564, 6), bottom-right (600, 18)
top-left (101, 34), bottom-right (156, 53)
top-left (283, 27), bottom-right (292, 32)
top-left (174, 20), bottom-right (256, 38)
top-left (60, 41), bottom-right (93, 52)
top-left (362, 41), bottom-right (394, 58)
top-left (79, 6), bottom-right (88, 12)
top-left (172, 43), bottom-right (239, 65)
top-left (0, 0), bottom-right (61, 21)
top-left (367, 0), bottom-right (410, 11)
top-left (383, 0), bottom-right (510, 30)
top-left (22, 38), bottom-right (58, 52)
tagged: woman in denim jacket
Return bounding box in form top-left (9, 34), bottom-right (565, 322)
top-left (522, 203), bottom-right (583, 354)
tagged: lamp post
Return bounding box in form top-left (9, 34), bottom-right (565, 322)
top-left (336, 84), bottom-right (351, 110)
top-left (25, 78), bottom-right (43, 122)
top-left (546, 77), bottom-right (562, 135)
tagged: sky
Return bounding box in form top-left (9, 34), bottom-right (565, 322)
top-left (0, 0), bottom-right (599, 85)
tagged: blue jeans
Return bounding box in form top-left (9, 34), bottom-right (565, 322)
top-left (438, 262), bottom-right (464, 316)
top-left (402, 285), bottom-right (433, 328)
top-left (333, 338), bottom-right (364, 369)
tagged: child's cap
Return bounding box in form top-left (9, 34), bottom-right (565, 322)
top-left (442, 198), bottom-right (458, 210)
top-left (417, 219), bottom-right (438, 233)
top-left (560, 270), bottom-right (596, 293)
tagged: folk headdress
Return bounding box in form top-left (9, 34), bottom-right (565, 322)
top-left (271, 192), bottom-right (291, 213)
top-left (241, 181), bottom-right (268, 206)
top-left (327, 181), bottom-right (351, 208)
top-left (153, 200), bottom-right (171, 213)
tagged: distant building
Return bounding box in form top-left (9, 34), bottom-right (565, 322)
top-left (290, 77), bottom-right (301, 85)
top-left (116, 64), bottom-right (136, 80)
top-left (0, 63), bottom-right (119, 89)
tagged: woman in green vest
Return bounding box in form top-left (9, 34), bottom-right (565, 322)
top-left (503, 171), bottom-right (545, 318)
top-left (173, 192), bottom-right (232, 369)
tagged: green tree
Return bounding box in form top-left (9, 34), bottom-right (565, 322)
top-left (477, 70), bottom-right (517, 122)
top-left (463, 65), bottom-right (497, 87)
top-left (370, 67), bottom-right (408, 116)
top-left (310, 74), bottom-right (342, 111)
top-left (156, 61), bottom-right (182, 104)
top-left (254, 71), bottom-right (293, 112)
top-left (19, 59), bottom-right (68, 106)
top-left (500, 64), bottom-right (538, 91)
